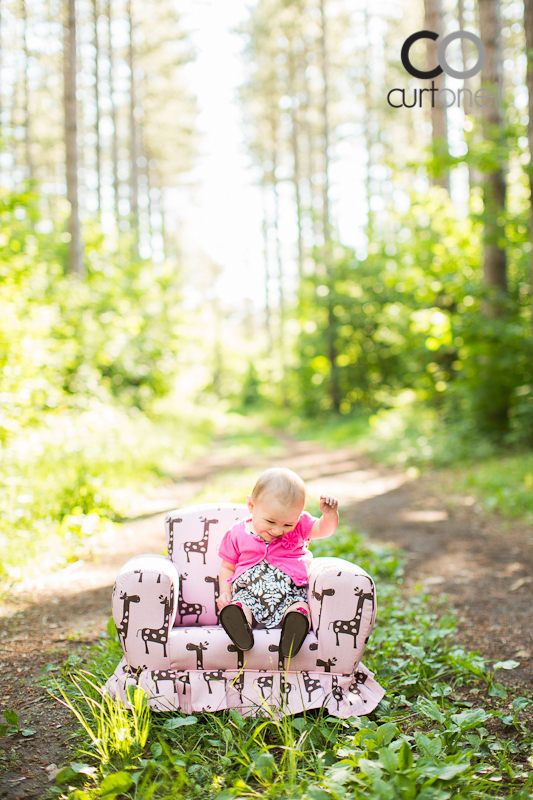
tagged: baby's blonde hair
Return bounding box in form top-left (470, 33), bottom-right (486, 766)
top-left (251, 467), bottom-right (306, 508)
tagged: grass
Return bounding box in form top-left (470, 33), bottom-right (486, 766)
top-left (444, 454), bottom-right (533, 522)
top-left (38, 524), bottom-right (533, 800)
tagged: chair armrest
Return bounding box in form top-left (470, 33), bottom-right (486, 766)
top-left (112, 554), bottom-right (179, 671)
top-left (307, 557), bottom-right (377, 674)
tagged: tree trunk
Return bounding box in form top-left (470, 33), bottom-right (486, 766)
top-left (212, 294), bottom-right (223, 398)
top-left (64, 0), bottom-right (83, 277)
top-left (318, 0), bottom-right (332, 244)
top-left (362, 0), bottom-right (374, 237)
top-left (143, 135), bottom-right (153, 244)
top-left (288, 48), bottom-right (304, 282)
top-left (301, 36), bottom-right (316, 249)
top-left (271, 141), bottom-right (285, 364)
top-left (261, 180), bottom-right (273, 350)
top-left (524, 0), bottom-right (533, 314)
top-left (318, 0), bottom-right (340, 413)
top-left (478, 0), bottom-right (507, 301)
top-left (457, 0), bottom-right (482, 192)
top-left (424, 0), bottom-right (450, 192)
top-left (0, 0), bottom-right (2, 142)
top-left (93, 0), bottom-right (101, 215)
top-left (127, 0), bottom-right (139, 252)
top-left (106, 0), bottom-right (119, 222)
top-left (21, 0), bottom-right (33, 179)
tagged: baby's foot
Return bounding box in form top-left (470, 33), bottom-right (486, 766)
top-left (220, 602), bottom-right (254, 651)
top-left (279, 607), bottom-right (309, 658)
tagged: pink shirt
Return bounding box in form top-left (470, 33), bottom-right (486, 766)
top-left (218, 511), bottom-right (318, 587)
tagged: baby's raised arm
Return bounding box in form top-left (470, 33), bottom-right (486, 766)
top-left (310, 495), bottom-right (339, 540)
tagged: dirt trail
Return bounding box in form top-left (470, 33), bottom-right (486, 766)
top-left (1, 438), bottom-right (532, 799)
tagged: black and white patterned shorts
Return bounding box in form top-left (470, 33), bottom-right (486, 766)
top-left (231, 560), bottom-right (309, 629)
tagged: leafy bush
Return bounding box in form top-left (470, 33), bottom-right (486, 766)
top-left (293, 186), bottom-right (533, 442)
top-left (0, 183), bottom-right (194, 582)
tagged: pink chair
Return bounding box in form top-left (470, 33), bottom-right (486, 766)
top-left (105, 503), bottom-right (385, 718)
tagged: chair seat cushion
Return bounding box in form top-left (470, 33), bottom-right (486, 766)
top-left (168, 624), bottom-right (319, 672)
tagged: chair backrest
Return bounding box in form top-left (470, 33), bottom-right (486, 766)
top-left (165, 503), bottom-right (247, 626)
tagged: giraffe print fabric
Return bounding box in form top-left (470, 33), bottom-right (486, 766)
top-left (105, 503), bottom-right (385, 718)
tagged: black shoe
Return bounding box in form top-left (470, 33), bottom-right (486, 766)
top-left (220, 604), bottom-right (254, 651)
top-left (279, 611), bottom-right (309, 658)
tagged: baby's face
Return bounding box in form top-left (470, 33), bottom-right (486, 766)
top-left (246, 495), bottom-right (305, 543)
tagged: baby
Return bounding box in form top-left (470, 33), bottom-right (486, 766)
top-left (217, 467), bottom-right (339, 658)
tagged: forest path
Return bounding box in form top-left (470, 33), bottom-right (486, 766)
top-left (1, 434), bottom-right (532, 798)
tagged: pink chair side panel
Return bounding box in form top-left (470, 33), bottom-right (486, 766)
top-left (112, 554), bottom-right (178, 671)
top-left (308, 559), bottom-right (376, 675)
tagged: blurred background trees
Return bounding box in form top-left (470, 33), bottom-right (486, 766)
top-left (1, 0), bottom-right (532, 579)
top-left (239, 0), bottom-right (532, 442)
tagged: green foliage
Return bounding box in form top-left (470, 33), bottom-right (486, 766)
top-left (239, 361), bottom-right (263, 408)
top-left (447, 453), bottom-right (533, 521)
top-left (0, 708), bottom-right (36, 738)
top-left (0, 183), bottom-right (204, 582)
top-left (0, 188), bottom-right (184, 432)
top-left (0, 408), bottom-right (212, 582)
top-left (47, 529), bottom-right (533, 800)
top-left (293, 186), bottom-right (533, 441)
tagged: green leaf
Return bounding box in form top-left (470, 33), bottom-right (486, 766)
top-left (3, 710), bottom-right (18, 726)
top-left (450, 709), bottom-right (488, 729)
top-left (151, 742), bottom-right (163, 759)
top-left (415, 732), bottom-right (443, 758)
top-left (492, 660), bottom-right (520, 671)
top-left (252, 752), bottom-right (275, 780)
top-left (465, 734), bottom-right (481, 750)
top-left (325, 765), bottom-right (352, 785)
top-left (41, 664), bottom-right (59, 674)
top-left (378, 746), bottom-right (398, 772)
top-left (99, 771), bottom-right (134, 798)
top-left (376, 722), bottom-right (398, 746)
top-left (55, 767), bottom-right (78, 785)
top-left (404, 642), bottom-right (425, 660)
top-left (398, 741), bottom-right (413, 771)
top-left (107, 617), bottom-right (117, 639)
top-left (417, 790), bottom-right (452, 800)
top-left (357, 758), bottom-right (383, 779)
top-left (306, 787), bottom-right (331, 800)
top-left (21, 728), bottom-right (36, 737)
top-left (163, 715), bottom-right (198, 730)
top-left (488, 683), bottom-right (507, 698)
top-left (70, 763), bottom-right (97, 776)
top-left (417, 698), bottom-right (445, 724)
top-left (291, 717), bottom-right (309, 733)
top-left (0, 725), bottom-right (8, 737)
top-left (421, 763), bottom-right (471, 780)
top-left (69, 792), bottom-right (90, 800)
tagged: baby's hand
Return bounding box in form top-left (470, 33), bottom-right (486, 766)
top-left (217, 592), bottom-right (232, 611)
top-left (319, 495), bottom-right (339, 515)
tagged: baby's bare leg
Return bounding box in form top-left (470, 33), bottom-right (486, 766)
top-left (233, 600), bottom-right (253, 626)
top-left (282, 601), bottom-right (310, 619)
